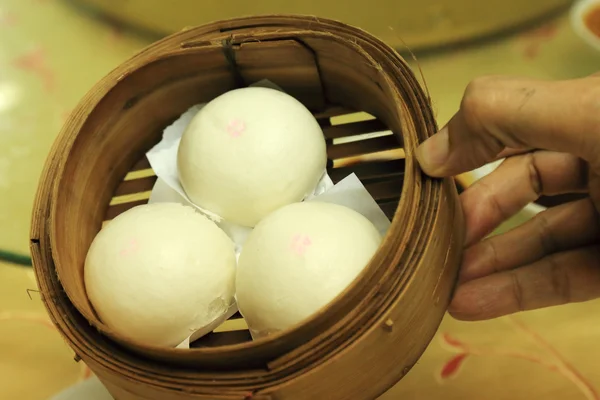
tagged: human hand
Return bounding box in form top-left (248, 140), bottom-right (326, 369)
top-left (416, 74), bottom-right (600, 321)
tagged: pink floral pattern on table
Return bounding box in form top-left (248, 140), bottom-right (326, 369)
top-left (438, 317), bottom-right (599, 400)
top-left (0, 11), bottom-right (18, 27)
top-left (13, 46), bottom-right (56, 93)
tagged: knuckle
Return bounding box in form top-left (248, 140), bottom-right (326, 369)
top-left (533, 212), bottom-right (557, 255)
top-left (485, 239), bottom-right (501, 275)
top-left (462, 77), bottom-right (496, 126)
top-left (461, 77), bottom-right (508, 148)
top-left (526, 152), bottom-right (543, 196)
top-left (478, 179), bottom-right (510, 222)
top-left (509, 270), bottom-right (526, 312)
top-left (547, 255), bottom-right (571, 305)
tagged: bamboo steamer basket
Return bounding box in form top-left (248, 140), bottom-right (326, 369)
top-left (30, 15), bottom-right (464, 400)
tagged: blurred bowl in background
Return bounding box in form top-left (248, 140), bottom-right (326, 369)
top-left (571, 0), bottom-right (600, 51)
top-left (71, 0), bottom-right (572, 51)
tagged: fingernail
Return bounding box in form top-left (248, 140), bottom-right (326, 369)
top-left (416, 126), bottom-right (450, 176)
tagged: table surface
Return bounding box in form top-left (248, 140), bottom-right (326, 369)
top-left (1, 1), bottom-right (600, 399)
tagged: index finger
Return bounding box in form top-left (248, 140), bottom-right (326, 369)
top-left (416, 74), bottom-right (600, 177)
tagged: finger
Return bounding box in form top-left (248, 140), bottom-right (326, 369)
top-left (416, 74), bottom-right (600, 176)
top-left (460, 198), bottom-right (599, 283)
top-left (461, 150), bottom-right (588, 245)
top-left (449, 246), bottom-right (600, 321)
top-left (495, 147), bottom-right (535, 159)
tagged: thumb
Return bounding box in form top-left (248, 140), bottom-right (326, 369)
top-left (416, 75), bottom-right (600, 177)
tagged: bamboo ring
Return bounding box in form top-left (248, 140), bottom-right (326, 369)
top-left (30, 15), bottom-right (463, 400)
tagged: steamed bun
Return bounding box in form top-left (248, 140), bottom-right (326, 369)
top-left (84, 202), bottom-right (236, 347)
top-left (177, 87), bottom-right (327, 227)
top-left (235, 201), bottom-right (382, 337)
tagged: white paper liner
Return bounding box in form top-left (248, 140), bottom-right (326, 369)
top-left (146, 80), bottom-right (391, 348)
top-left (49, 376), bottom-right (113, 400)
top-left (174, 303), bottom-right (239, 349)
